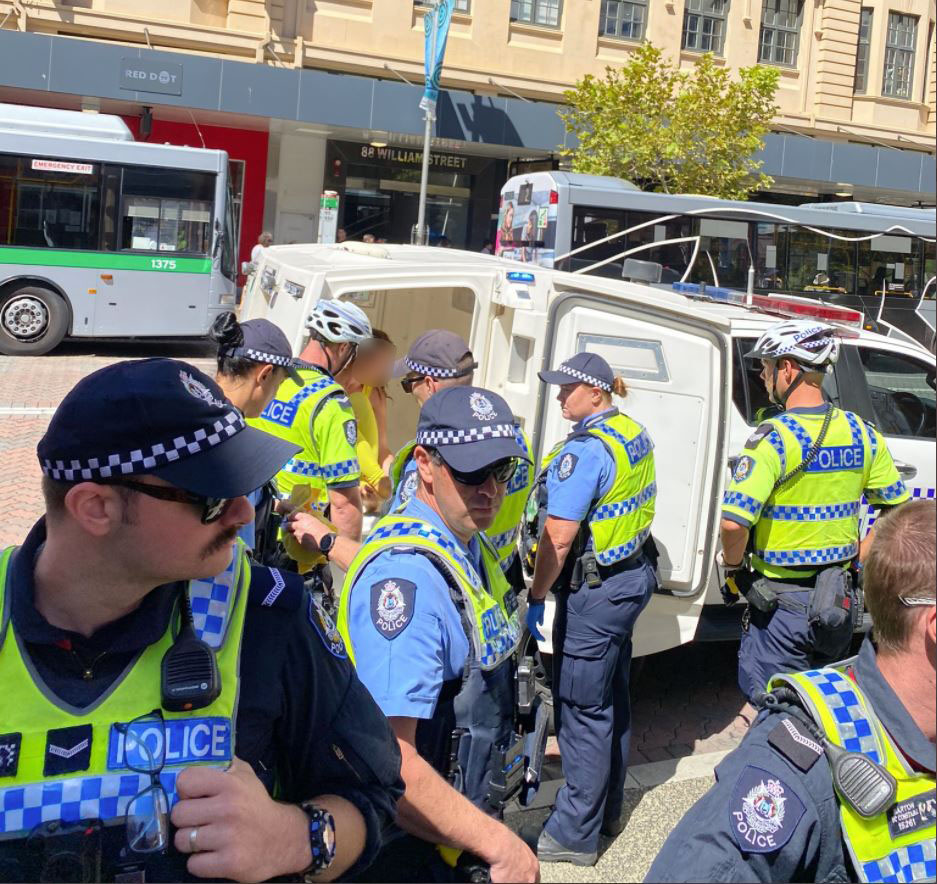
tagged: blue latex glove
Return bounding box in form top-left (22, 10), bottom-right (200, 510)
top-left (526, 600), bottom-right (545, 642)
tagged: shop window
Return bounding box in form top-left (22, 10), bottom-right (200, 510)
top-left (119, 166), bottom-right (215, 254)
top-left (857, 348), bottom-right (936, 438)
top-left (682, 0), bottom-right (728, 55)
top-left (600, 0), bottom-right (646, 40)
top-left (511, 0), bottom-right (561, 28)
top-left (758, 0), bottom-right (803, 67)
top-left (854, 8), bottom-right (873, 93)
top-left (882, 12), bottom-right (917, 99)
top-left (0, 154), bottom-right (102, 251)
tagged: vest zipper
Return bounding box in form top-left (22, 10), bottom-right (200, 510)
top-left (331, 744), bottom-right (363, 782)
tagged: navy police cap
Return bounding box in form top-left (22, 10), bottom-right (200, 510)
top-left (221, 317), bottom-right (309, 385)
top-left (538, 352), bottom-right (614, 393)
top-left (37, 358), bottom-right (300, 499)
top-left (416, 386), bottom-right (531, 472)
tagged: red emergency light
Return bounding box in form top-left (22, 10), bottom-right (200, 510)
top-left (748, 294), bottom-right (864, 329)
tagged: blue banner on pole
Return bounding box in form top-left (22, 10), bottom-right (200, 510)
top-left (419, 0), bottom-right (452, 118)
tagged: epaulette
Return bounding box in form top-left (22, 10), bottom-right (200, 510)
top-left (745, 422), bottom-right (775, 450)
top-left (248, 564), bottom-right (306, 611)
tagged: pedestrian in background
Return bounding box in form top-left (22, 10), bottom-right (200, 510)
top-left (250, 230), bottom-right (273, 264)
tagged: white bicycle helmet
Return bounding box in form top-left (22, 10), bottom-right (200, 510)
top-left (744, 320), bottom-right (840, 370)
top-left (306, 300), bottom-right (372, 344)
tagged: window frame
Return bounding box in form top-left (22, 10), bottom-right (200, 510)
top-left (758, 0), bottom-right (804, 68)
top-left (510, 0), bottom-right (562, 28)
top-left (682, 0), bottom-right (729, 56)
top-left (854, 7), bottom-right (874, 94)
top-left (599, 0), bottom-right (647, 41)
top-left (882, 11), bottom-right (918, 99)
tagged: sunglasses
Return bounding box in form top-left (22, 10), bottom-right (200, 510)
top-left (400, 374), bottom-right (426, 394)
top-left (100, 479), bottom-right (232, 524)
top-left (447, 457), bottom-right (518, 487)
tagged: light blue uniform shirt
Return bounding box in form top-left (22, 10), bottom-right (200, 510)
top-left (237, 486), bottom-right (265, 552)
top-left (347, 497), bottom-right (483, 719)
top-left (388, 455), bottom-right (418, 513)
top-left (546, 408), bottom-right (617, 523)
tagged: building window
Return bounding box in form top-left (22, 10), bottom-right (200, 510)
top-left (682, 0), bottom-right (728, 55)
top-left (511, 0), bottom-right (561, 28)
top-left (600, 0), bottom-right (646, 40)
top-left (758, 0), bottom-right (803, 67)
top-left (854, 7), bottom-right (873, 93)
top-left (882, 11), bottom-right (918, 99)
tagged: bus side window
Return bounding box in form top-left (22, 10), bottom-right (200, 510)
top-left (99, 166), bottom-right (121, 252)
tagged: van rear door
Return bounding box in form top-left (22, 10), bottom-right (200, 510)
top-left (536, 285), bottom-right (731, 656)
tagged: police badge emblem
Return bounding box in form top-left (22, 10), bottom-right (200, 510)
top-left (730, 765), bottom-right (804, 854)
top-left (179, 371), bottom-right (224, 408)
top-left (400, 470), bottom-right (418, 505)
top-left (469, 392), bottom-right (498, 422)
top-left (557, 452), bottom-right (577, 481)
top-left (733, 455), bottom-right (755, 483)
top-left (344, 420), bottom-right (357, 446)
top-left (370, 578), bottom-right (416, 639)
top-left (308, 596), bottom-right (347, 658)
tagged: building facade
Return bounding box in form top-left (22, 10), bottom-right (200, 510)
top-left (1, 0), bottom-right (934, 257)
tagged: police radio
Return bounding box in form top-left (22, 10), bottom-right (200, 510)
top-left (161, 589), bottom-right (221, 712)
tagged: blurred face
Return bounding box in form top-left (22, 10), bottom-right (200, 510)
top-left (413, 446), bottom-right (506, 542)
top-left (353, 343), bottom-right (396, 388)
top-left (557, 382), bottom-right (601, 422)
top-left (259, 234), bottom-right (273, 247)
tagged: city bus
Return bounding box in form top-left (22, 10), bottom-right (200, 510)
top-left (497, 171), bottom-right (936, 349)
top-left (0, 103), bottom-right (237, 355)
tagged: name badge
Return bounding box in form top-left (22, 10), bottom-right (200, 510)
top-left (107, 718), bottom-right (232, 770)
top-left (888, 790), bottom-right (936, 839)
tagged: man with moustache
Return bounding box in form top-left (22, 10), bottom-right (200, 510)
top-left (0, 358), bottom-right (403, 882)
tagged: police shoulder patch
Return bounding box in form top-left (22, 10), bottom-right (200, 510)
top-left (556, 452), bottom-right (578, 481)
top-left (370, 578), bottom-right (416, 639)
top-left (344, 419), bottom-right (358, 446)
top-left (745, 423), bottom-right (774, 450)
top-left (307, 595), bottom-right (347, 658)
top-left (729, 765), bottom-right (806, 854)
top-left (400, 469), bottom-right (418, 505)
top-left (732, 455), bottom-right (756, 483)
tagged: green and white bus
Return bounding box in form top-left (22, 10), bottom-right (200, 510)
top-left (0, 103), bottom-right (238, 355)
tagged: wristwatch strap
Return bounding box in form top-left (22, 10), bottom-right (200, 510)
top-left (300, 802), bottom-right (336, 879)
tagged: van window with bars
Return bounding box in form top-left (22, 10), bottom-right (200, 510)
top-left (854, 8), bottom-right (873, 93)
top-left (682, 0), bottom-right (728, 54)
top-left (600, 0), bottom-right (646, 40)
top-left (758, 0), bottom-right (803, 66)
top-left (882, 12), bottom-right (917, 98)
top-left (511, 0), bottom-right (561, 27)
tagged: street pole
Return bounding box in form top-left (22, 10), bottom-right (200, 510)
top-left (415, 0), bottom-right (438, 246)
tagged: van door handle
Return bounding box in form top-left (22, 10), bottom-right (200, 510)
top-left (894, 461), bottom-right (917, 481)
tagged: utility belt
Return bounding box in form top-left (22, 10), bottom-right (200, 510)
top-left (738, 563), bottom-right (860, 657)
top-left (563, 535), bottom-right (658, 593)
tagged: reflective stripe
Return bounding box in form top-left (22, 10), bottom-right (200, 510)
top-left (861, 842), bottom-right (937, 883)
top-left (188, 552), bottom-right (238, 649)
top-left (755, 543), bottom-right (858, 566)
top-left (505, 460), bottom-right (530, 495)
top-left (598, 423), bottom-right (654, 467)
top-left (283, 457), bottom-right (360, 481)
top-left (776, 413), bottom-right (814, 454)
top-left (722, 490), bottom-right (762, 516)
top-left (798, 668), bottom-right (880, 762)
top-left (366, 520), bottom-right (482, 588)
top-left (285, 376), bottom-right (335, 408)
top-left (488, 527), bottom-right (518, 551)
top-left (867, 481), bottom-right (909, 503)
top-left (767, 429), bottom-right (787, 474)
top-left (844, 411), bottom-right (865, 448)
top-left (0, 771), bottom-right (180, 835)
top-left (592, 481), bottom-right (657, 521)
top-left (762, 501), bottom-right (861, 521)
top-left (596, 527), bottom-right (650, 566)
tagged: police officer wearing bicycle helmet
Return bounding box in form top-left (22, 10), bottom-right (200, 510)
top-left (252, 300), bottom-right (372, 567)
top-left (720, 320), bottom-right (910, 706)
top-left (0, 359), bottom-right (403, 882)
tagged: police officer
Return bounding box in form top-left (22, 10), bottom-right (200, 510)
top-left (336, 386), bottom-right (539, 883)
top-left (647, 499), bottom-right (935, 883)
top-left (252, 299), bottom-right (372, 546)
top-left (720, 321), bottom-right (910, 704)
top-left (0, 359), bottom-right (403, 882)
top-left (209, 310), bottom-right (311, 558)
top-left (390, 330), bottom-right (534, 591)
top-left (525, 352), bottom-right (658, 866)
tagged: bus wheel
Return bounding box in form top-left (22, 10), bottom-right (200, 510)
top-left (0, 286), bottom-right (69, 356)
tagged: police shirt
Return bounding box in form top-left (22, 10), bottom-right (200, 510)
top-left (0, 518), bottom-right (404, 881)
top-left (345, 497), bottom-right (484, 720)
top-left (547, 409), bottom-right (616, 528)
top-left (389, 455), bottom-right (418, 512)
top-left (645, 637), bottom-right (935, 883)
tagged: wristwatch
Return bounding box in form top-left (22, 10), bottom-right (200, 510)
top-left (300, 802), bottom-right (336, 879)
top-left (318, 532), bottom-right (337, 560)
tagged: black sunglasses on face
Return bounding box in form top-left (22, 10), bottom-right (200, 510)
top-left (100, 479), bottom-right (232, 524)
top-left (400, 374), bottom-right (426, 394)
top-left (447, 457), bottom-right (518, 487)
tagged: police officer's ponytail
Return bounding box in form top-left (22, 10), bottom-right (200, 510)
top-left (611, 375), bottom-right (628, 398)
top-left (210, 311), bottom-right (253, 379)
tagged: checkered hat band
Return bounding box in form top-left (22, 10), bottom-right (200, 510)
top-left (416, 423), bottom-right (516, 446)
top-left (232, 347), bottom-right (296, 368)
top-left (560, 365), bottom-right (612, 392)
top-left (406, 358), bottom-right (462, 379)
top-left (41, 411), bottom-right (246, 482)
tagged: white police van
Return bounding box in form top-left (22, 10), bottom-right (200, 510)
top-left (242, 243), bottom-right (936, 659)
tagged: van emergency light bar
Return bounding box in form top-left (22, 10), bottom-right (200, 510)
top-left (670, 282), bottom-right (864, 329)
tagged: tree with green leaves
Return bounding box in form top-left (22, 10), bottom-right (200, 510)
top-left (559, 43), bottom-right (780, 199)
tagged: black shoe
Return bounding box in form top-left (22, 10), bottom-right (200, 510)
top-left (536, 829), bottom-right (598, 866)
top-left (600, 816), bottom-right (625, 838)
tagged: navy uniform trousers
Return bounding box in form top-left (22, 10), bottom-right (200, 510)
top-left (545, 554), bottom-right (656, 853)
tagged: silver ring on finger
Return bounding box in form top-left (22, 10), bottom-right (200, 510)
top-left (189, 825), bottom-right (201, 853)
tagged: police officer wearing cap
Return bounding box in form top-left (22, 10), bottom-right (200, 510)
top-left (209, 311), bottom-right (311, 559)
top-left (647, 499), bottom-right (935, 883)
top-left (720, 321), bottom-right (910, 708)
top-left (390, 330), bottom-right (535, 591)
top-left (525, 352), bottom-right (658, 866)
top-left (0, 359), bottom-right (403, 882)
top-left (335, 386), bottom-right (540, 883)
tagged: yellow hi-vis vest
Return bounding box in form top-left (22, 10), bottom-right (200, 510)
top-left (337, 515), bottom-right (521, 670)
top-left (388, 427), bottom-right (536, 571)
top-left (0, 543), bottom-right (248, 841)
top-left (543, 411), bottom-right (656, 566)
top-left (769, 665), bottom-right (936, 883)
top-left (250, 366), bottom-right (351, 506)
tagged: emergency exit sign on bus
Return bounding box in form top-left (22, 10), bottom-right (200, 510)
top-left (31, 159), bottom-right (94, 174)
